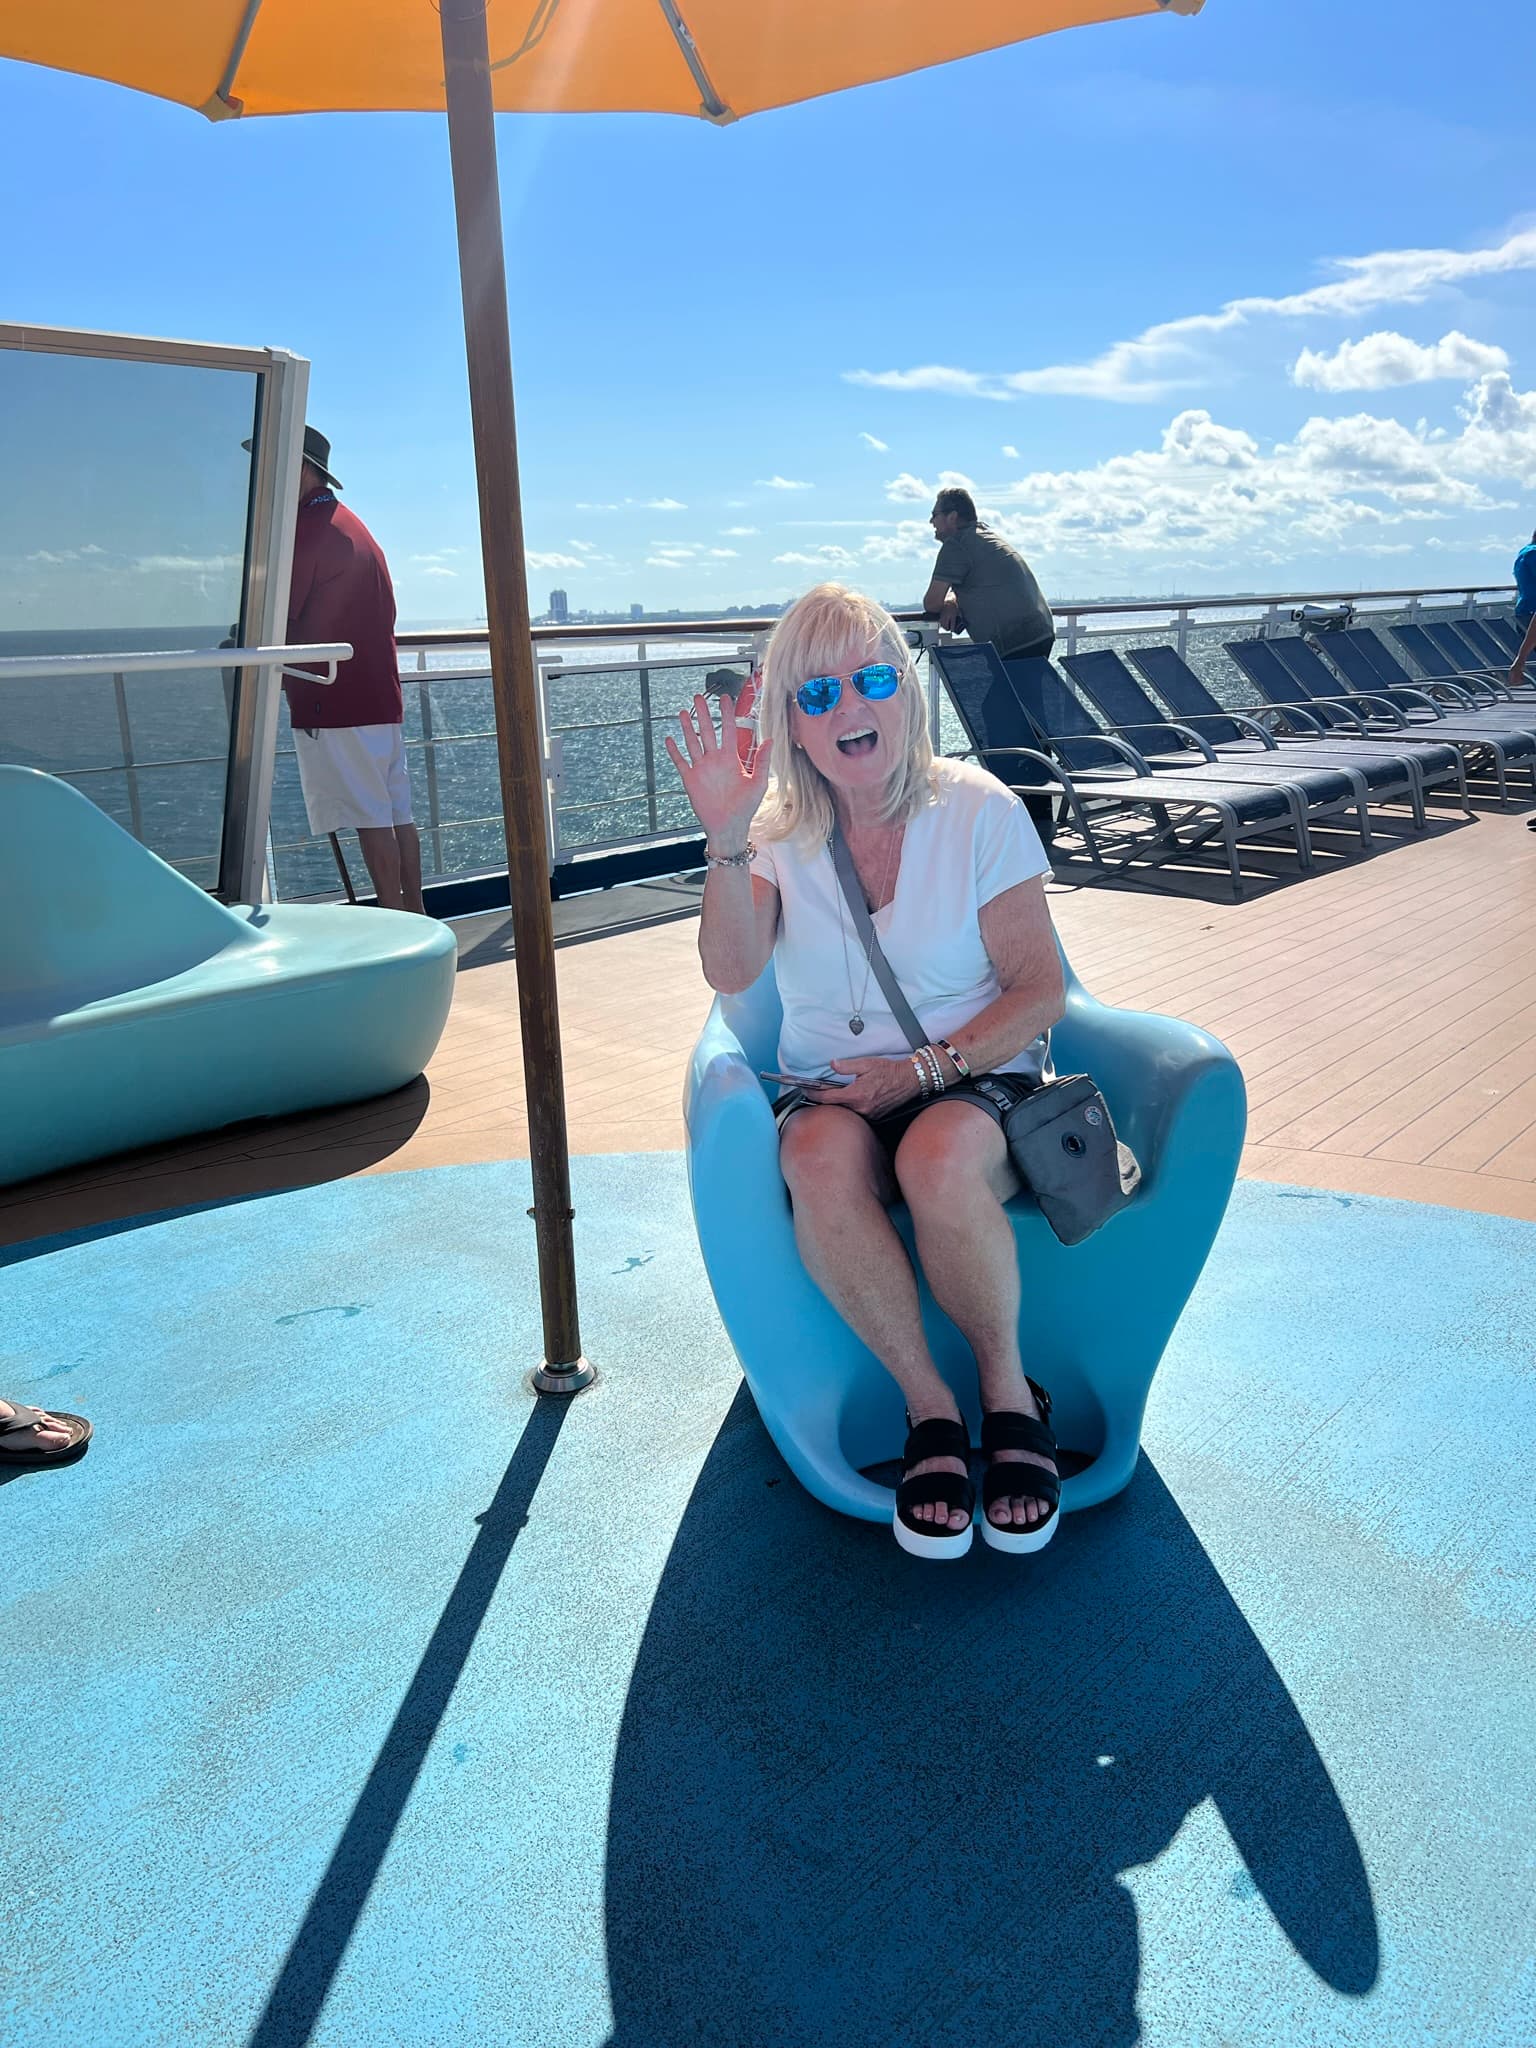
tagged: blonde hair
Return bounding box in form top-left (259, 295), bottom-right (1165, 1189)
top-left (755, 584), bottom-right (936, 848)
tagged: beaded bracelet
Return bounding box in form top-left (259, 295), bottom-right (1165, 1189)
top-left (910, 1052), bottom-right (933, 1099)
top-left (918, 1045), bottom-right (946, 1096)
top-left (704, 842), bottom-right (756, 870)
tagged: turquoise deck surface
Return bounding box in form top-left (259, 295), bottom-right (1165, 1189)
top-left (2, 1159), bottom-right (1533, 2046)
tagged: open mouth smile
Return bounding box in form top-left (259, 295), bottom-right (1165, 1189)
top-left (836, 727), bottom-right (878, 757)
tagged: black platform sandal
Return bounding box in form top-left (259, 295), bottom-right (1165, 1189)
top-left (980, 1380), bottom-right (1060, 1555)
top-left (893, 1415), bottom-right (975, 1560)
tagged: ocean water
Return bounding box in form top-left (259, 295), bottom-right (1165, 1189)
top-left (0, 610), bottom-right (1449, 900)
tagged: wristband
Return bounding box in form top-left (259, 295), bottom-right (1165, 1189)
top-left (936, 1037), bottom-right (971, 1081)
top-left (705, 842), bottom-right (756, 869)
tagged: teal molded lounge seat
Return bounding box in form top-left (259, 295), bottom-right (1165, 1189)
top-left (683, 956), bottom-right (1245, 1523)
top-left (0, 766), bottom-right (457, 1186)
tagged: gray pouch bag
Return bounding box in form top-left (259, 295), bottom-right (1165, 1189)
top-left (830, 820), bottom-right (1141, 1247)
top-left (971, 1073), bottom-right (1141, 1247)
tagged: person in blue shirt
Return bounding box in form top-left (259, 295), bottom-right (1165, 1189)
top-left (1510, 530), bottom-right (1536, 831)
top-left (1514, 529), bottom-right (1536, 635)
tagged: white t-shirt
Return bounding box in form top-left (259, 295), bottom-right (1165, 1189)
top-left (752, 758), bottom-right (1053, 1082)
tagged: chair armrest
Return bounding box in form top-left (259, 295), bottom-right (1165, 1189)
top-left (1057, 985), bottom-right (1243, 1164)
top-left (1100, 717), bottom-right (1220, 763)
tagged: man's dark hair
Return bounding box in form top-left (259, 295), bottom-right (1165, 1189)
top-left (935, 486), bottom-right (978, 524)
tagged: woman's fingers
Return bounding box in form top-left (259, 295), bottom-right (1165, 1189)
top-left (663, 733), bottom-right (690, 781)
top-left (673, 704), bottom-right (704, 765)
top-left (693, 694), bottom-right (720, 753)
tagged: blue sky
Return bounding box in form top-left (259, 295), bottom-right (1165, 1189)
top-left (3, 0), bottom-right (1533, 623)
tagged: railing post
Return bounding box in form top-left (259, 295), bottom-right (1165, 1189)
top-left (1175, 606), bottom-right (1190, 662)
top-left (112, 671), bottom-right (144, 843)
top-left (1064, 611), bottom-right (1079, 657)
top-left (636, 640), bottom-right (659, 834)
top-left (418, 675), bottom-right (446, 877)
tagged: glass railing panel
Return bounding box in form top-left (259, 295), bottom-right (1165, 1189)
top-left (0, 345), bottom-right (258, 879)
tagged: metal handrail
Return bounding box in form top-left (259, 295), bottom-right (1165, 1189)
top-left (393, 582), bottom-right (1518, 653)
top-left (0, 641), bottom-right (352, 683)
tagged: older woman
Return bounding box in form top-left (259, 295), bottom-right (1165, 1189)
top-left (667, 584), bottom-right (1066, 1560)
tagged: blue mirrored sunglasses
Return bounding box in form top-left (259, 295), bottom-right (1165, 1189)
top-left (794, 662), bottom-right (902, 717)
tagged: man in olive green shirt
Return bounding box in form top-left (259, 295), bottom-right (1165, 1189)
top-left (924, 485), bottom-right (1057, 836)
top-left (922, 487), bottom-right (1054, 659)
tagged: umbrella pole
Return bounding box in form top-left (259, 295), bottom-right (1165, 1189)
top-left (439, 0), bottom-right (592, 1394)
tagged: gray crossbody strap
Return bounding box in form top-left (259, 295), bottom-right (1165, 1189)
top-left (829, 820), bottom-right (927, 1053)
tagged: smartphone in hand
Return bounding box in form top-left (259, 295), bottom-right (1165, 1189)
top-left (759, 1069), bottom-right (855, 1089)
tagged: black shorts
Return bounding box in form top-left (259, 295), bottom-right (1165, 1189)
top-left (773, 1073), bottom-right (1038, 1161)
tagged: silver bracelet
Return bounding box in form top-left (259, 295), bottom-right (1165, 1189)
top-left (919, 1045), bottom-right (947, 1094)
top-left (910, 1053), bottom-right (932, 1099)
top-left (705, 842), bottom-right (756, 870)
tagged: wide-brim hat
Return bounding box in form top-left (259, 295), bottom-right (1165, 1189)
top-left (300, 426), bottom-right (342, 490)
top-left (240, 423), bottom-right (341, 490)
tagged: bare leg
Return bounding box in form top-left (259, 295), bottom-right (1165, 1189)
top-left (356, 826), bottom-right (405, 910)
top-left (895, 1101), bottom-right (1056, 1530)
top-left (780, 1107), bottom-right (968, 1533)
top-left (395, 823), bottom-right (425, 914)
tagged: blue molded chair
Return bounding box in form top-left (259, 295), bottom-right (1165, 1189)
top-left (0, 766), bottom-right (458, 1186)
top-left (683, 952), bottom-right (1246, 1522)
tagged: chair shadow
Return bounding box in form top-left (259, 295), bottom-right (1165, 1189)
top-left (0, 1077), bottom-right (433, 1262)
top-left (604, 1387), bottom-right (1378, 2048)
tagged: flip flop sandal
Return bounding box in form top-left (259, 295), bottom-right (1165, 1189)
top-left (0, 1403), bottom-right (92, 1469)
top-left (980, 1380), bottom-right (1060, 1555)
top-left (893, 1415), bottom-right (975, 1560)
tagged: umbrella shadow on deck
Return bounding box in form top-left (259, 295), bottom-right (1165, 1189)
top-left (604, 1388), bottom-right (1378, 2048)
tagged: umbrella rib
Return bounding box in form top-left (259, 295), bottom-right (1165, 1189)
top-left (654, 0), bottom-right (734, 123)
top-left (215, 0), bottom-right (266, 112)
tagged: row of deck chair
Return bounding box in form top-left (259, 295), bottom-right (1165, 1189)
top-left (930, 620), bottom-right (1531, 899)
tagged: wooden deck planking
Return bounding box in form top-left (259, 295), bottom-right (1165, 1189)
top-left (4, 802), bottom-right (1536, 1247)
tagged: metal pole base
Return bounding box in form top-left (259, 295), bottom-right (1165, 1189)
top-left (531, 1356), bottom-right (596, 1396)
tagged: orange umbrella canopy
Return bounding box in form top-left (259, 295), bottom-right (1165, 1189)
top-left (9, 0), bottom-right (1202, 122)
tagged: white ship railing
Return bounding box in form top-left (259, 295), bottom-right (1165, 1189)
top-left (0, 589), bottom-right (1517, 900)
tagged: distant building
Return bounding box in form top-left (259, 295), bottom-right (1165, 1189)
top-left (549, 588), bottom-right (569, 624)
top-left (630, 602), bottom-right (644, 620)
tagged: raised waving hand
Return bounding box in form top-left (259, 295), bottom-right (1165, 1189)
top-left (664, 679), bottom-right (772, 849)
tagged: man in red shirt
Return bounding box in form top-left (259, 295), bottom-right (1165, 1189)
top-left (283, 427), bottom-right (423, 912)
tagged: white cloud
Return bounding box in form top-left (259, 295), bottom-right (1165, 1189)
top-left (884, 469), bottom-right (974, 504)
top-left (846, 225), bottom-right (1536, 402)
top-left (884, 472), bottom-right (932, 503)
top-left (708, 548), bottom-right (738, 558)
top-left (574, 501), bottom-right (621, 511)
top-left (134, 553), bottom-right (242, 573)
top-left (756, 475), bottom-right (814, 490)
top-left (1456, 370), bottom-right (1536, 484)
top-left (642, 497), bottom-right (687, 511)
top-left (1292, 329), bottom-right (1510, 391)
top-left (859, 432), bottom-right (890, 452)
top-left (721, 525), bottom-right (758, 536)
top-left (773, 546), bottom-right (861, 569)
top-left (422, 566), bottom-right (458, 578)
top-left (1002, 445), bottom-right (1020, 460)
top-left (526, 550), bottom-right (585, 570)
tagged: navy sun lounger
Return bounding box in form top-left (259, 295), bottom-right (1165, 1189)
top-left (1119, 642), bottom-right (1437, 826)
top-left (1219, 638), bottom-right (1477, 813)
top-left (930, 640), bottom-right (1313, 898)
top-left (1060, 647), bottom-right (1375, 848)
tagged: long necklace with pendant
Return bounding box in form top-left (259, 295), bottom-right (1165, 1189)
top-left (834, 824), bottom-right (901, 1036)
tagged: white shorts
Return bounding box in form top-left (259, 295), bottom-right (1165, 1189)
top-left (294, 723), bottom-right (413, 835)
